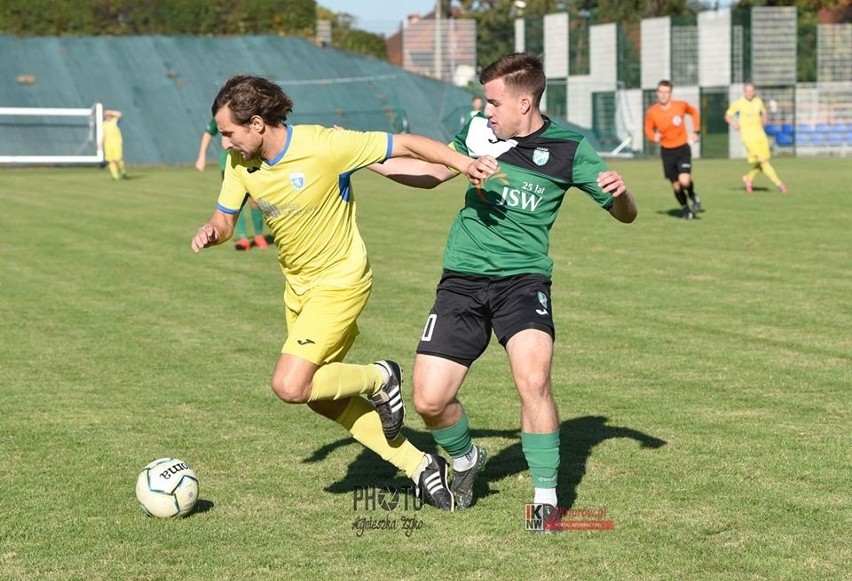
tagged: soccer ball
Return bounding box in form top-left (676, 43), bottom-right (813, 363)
top-left (135, 457), bottom-right (199, 518)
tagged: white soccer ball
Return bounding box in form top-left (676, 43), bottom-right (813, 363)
top-left (135, 457), bottom-right (199, 518)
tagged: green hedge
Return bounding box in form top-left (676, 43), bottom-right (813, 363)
top-left (0, 0), bottom-right (316, 36)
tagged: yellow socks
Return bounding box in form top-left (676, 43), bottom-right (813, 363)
top-left (760, 161), bottom-right (782, 186)
top-left (308, 362), bottom-right (383, 402)
top-left (334, 397), bottom-right (425, 478)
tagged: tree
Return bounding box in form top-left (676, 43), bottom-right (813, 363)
top-left (0, 0), bottom-right (317, 36)
top-left (316, 5), bottom-right (388, 60)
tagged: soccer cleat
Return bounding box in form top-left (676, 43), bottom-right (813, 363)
top-left (234, 237), bottom-right (251, 251)
top-left (742, 175), bottom-right (753, 194)
top-left (370, 360), bottom-right (405, 440)
top-left (681, 206), bottom-right (694, 220)
top-left (253, 234), bottom-right (269, 249)
top-left (691, 197), bottom-right (703, 213)
top-left (451, 446), bottom-right (488, 509)
top-left (777, 183), bottom-right (789, 194)
top-left (416, 454), bottom-right (455, 511)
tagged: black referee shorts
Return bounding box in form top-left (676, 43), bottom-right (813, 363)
top-left (660, 144), bottom-right (693, 182)
top-left (416, 270), bottom-right (555, 367)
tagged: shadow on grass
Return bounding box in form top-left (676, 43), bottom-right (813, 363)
top-left (657, 208), bottom-right (704, 219)
top-left (191, 499), bottom-right (215, 515)
top-left (304, 415), bottom-right (665, 509)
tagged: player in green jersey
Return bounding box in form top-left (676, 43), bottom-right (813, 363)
top-left (370, 53), bottom-right (637, 516)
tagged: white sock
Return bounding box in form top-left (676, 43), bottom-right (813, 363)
top-left (534, 487), bottom-right (558, 506)
top-left (452, 445), bottom-right (478, 472)
top-left (375, 363), bottom-right (390, 385)
top-left (411, 454), bottom-right (430, 484)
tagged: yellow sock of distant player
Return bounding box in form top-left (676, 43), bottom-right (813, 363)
top-left (108, 161), bottom-right (121, 179)
top-left (760, 161), bottom-right (782, 186)
top-left (308, 362), bottom-right (382, 402)
top-left (334, 397), bottom-right (425, 478)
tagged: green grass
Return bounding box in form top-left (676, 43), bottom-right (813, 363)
top-left (0, 158), bottom-right (849, 580)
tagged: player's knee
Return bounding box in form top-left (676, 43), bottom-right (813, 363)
top-left (412, 387), bottom-right (449, 419)
top-left (270, 374), bottom-right (311, 404)
top-left (515, 374), bottom-right (553, 401)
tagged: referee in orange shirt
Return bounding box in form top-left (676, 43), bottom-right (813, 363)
top-left (644, 80), bottom-right (702, 220)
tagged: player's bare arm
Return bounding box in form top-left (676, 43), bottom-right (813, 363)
top-left (598, 170), bottom-right (637, 224)
top-left (195, 132), bottom-right (214, 172)
top-left (371, 154), bottom-right (499, 189)
top-left (390, 134), bottom-right (497, 185)
top-left (368, 157), bottom-right (455, 189)
top-left (191, 209), bottom-right (238, 253)
top-left (725, 113), bottom-right (739, 131)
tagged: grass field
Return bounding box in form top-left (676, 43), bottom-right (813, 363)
top-left (0, 157), bottom-right (849, 580)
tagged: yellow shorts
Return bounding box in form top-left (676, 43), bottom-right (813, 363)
top-left (104, 142), bottom-right (123, 162)
top-left (743, 135), bottom-right (770, 164)
top-left (281, 279), bottom-right (372, 366)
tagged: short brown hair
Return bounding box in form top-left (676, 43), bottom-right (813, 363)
top-left (212, 74), bottom-right (293, 126)
top-left (657, 80), bottom-right (673, 89)
top-left (479, 53), bottom-right (546, 107)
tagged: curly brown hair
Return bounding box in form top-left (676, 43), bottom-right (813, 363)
top-left (211, 74), bottom-right (293, 126)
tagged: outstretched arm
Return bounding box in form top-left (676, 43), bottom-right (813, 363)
top-left (599, 171), bottom-right (637, 224)
top-left (389, 133), bottom-right (497, 186)
top-left (368, 157), bottom-right (457, 189)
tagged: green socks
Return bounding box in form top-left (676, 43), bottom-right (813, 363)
top-left (521, 431), bottom-right (560, 489)
top-left (431, 411), bottom-right (473, 459)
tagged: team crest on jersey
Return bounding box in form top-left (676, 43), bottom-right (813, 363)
top-left (290, 172), bottom-right (306, 190)
top-left (673, 115), bottom-right (682, 126)
top-left (533, 147), bottom-right (550, 166)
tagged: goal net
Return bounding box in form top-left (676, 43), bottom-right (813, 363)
top-left (0, 103), bottom-right (103, 164)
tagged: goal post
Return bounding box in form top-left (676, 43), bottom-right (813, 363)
top-left (0, 103), bottom-right (104, 164)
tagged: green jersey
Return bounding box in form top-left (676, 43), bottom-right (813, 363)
top-left (446, 115), bottom-right (614, 278)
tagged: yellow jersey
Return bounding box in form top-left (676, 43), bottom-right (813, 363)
top-left (103, 117), bottom-right (123, 160)
top-left (217, 125), bottom-right (391, 294)
top-left (726, 97), bottom-right (766, 139)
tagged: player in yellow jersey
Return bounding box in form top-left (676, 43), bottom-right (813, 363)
top-left (190, 74), bottom-right (497, 510)
top-left (102, 108), bottom-right (127, 180)
top-left (725, 83), bottom-right (788, 194)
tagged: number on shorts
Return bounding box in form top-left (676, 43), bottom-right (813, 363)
top-left (421, 314), bottom-right (437, 342)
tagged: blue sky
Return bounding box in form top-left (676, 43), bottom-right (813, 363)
top-left (318, 0), bottom-right (437, 36)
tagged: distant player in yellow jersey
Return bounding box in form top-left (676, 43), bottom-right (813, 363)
top-left (725, 83), bottom-right (788, 194)
top-left (102, 108), bottom-right (127, 180)
top-left (190, 74), bottom-right (496, 510)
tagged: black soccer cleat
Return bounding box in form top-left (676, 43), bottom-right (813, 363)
top-left (370, 360), bottom-right (406, 440)
top-left (450, 446), bottom-right (487, 510)
top-left (691, 197), bottom-right (703, 213)
top-left (416, 454), bottom-right (455, 511)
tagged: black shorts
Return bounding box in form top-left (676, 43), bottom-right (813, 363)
top-left (416, 271), bottom-right (555, 367)
top-left (660, 144), bottom-right (692, 182)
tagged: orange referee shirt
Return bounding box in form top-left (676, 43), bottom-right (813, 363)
top-left (644, 100), bottom-right (700, 148)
